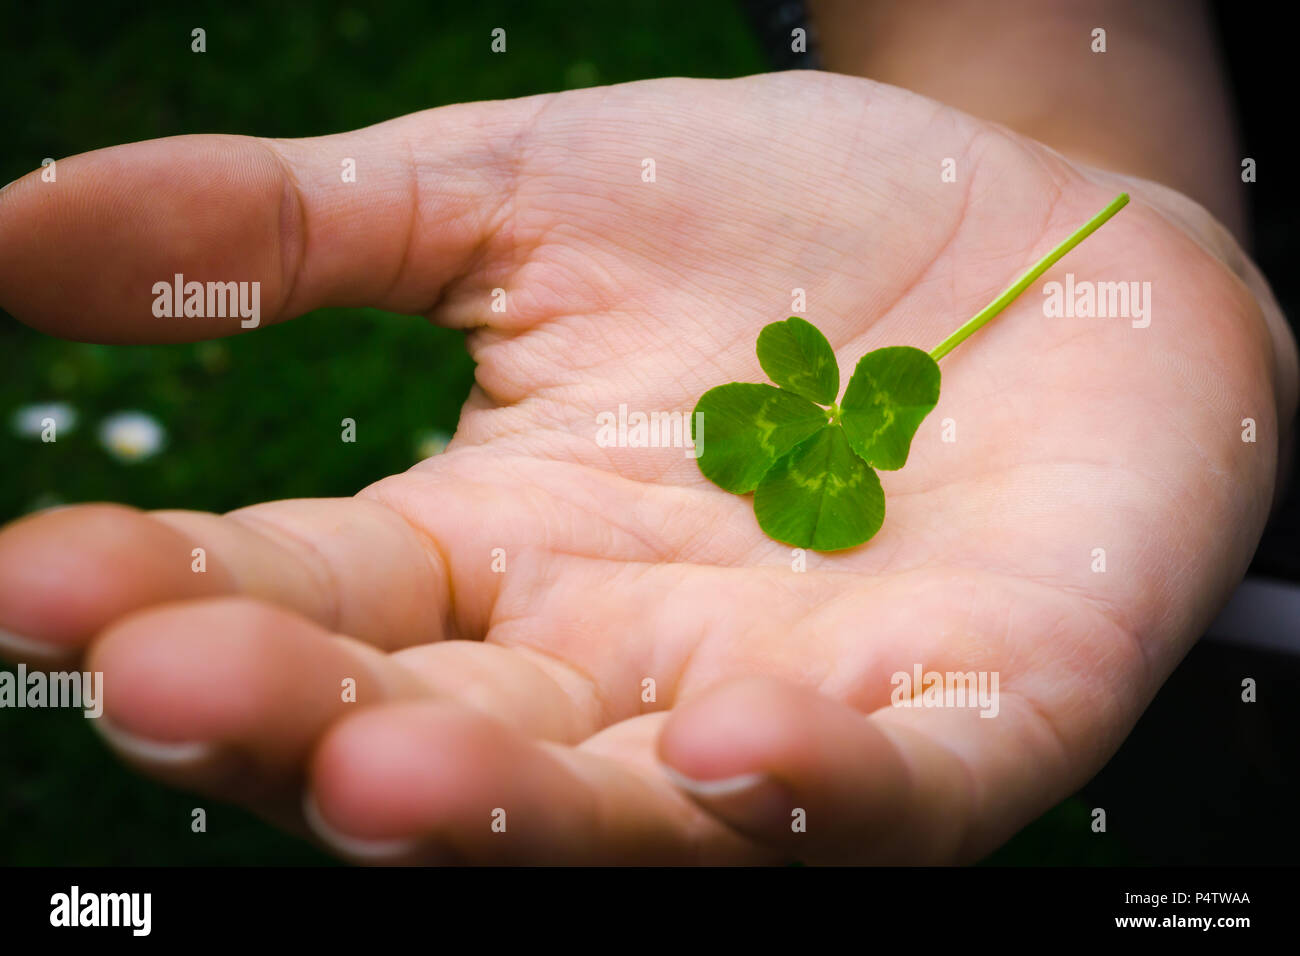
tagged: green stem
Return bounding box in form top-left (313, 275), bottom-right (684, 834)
top-left (928, 192), bottom-right (1130, 362)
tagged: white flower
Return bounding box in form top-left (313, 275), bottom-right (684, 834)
top-left (11, 402), bottom-right (77, 438)
top-left (98, 411), bottom-right (166, 462)
top-left (415, 429), bottom-right (453, 460)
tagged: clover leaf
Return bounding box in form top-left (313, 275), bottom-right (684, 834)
top-left (692, 193), bottom-right (1131, 552)
top-left (754, 423), bottom-right (884, 551)
top-left (692, 383), bottom-right (827, 493)
top-left (840, 346), bottom-right (940, 470)
top-left (756, 316), bottom-right (839, 404)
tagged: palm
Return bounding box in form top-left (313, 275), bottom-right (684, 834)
top-left (0, 73), bottom-right (1290, 864)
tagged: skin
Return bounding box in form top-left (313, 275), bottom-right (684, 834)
top-left (811, 0), bottom-right (1247, 239)
top-left (0, 71), bottom-right (1295, 864)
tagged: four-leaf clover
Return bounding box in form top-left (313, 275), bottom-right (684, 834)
top-left (692, 192), bottom-right (1132, 552)
top-left (693, 318), bottom-right (938, 551)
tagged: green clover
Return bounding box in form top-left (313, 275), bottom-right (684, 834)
top-left (693, 193), bottom-right (1130, 551)
top-left (695, 322), bottom-right (936, 550)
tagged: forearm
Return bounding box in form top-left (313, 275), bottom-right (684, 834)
top-left (809, 0), bottom-right (1246, 239)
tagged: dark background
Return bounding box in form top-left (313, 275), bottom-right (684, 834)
top-left (0, 0), bottom-right (1293, 865)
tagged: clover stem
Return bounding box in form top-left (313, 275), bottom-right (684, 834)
top-left (927, 192), bottom-right (1130, 363)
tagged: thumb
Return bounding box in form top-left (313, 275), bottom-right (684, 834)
top-left (0, 96), bottom-right (544, 343)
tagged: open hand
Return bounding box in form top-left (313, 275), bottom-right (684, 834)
top-left (1, 72), bottom-right (1293, 863)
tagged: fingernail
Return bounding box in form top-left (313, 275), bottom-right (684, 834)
top-left (0, 627), bottom-right (71, 663)
top-left (302, 791), bottom-right (423, 864)
top-left (92, 717), bottom-right (218, 767)
top-left (662, 764), bottom-right (793, 828)
top-left (661, 766), bottom-right (768, 797)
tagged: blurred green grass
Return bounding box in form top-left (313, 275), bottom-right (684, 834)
top-left (0, 0), bottom-right (1133, 865)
